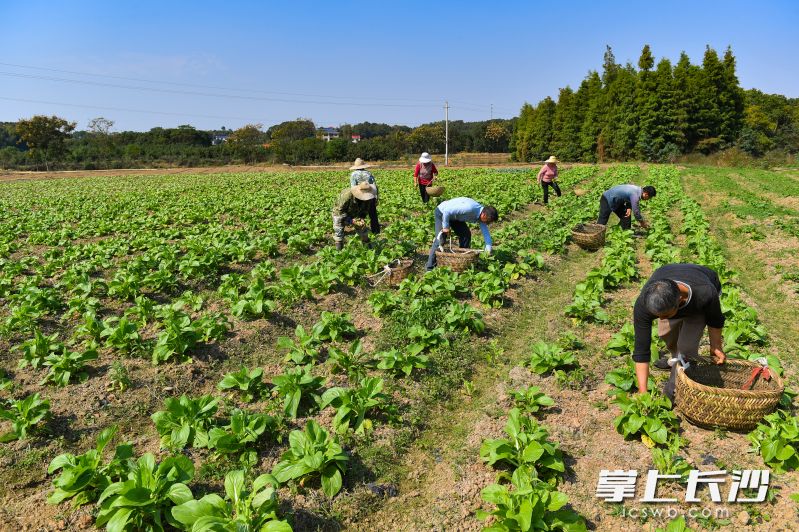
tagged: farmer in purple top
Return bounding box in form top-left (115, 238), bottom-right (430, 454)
top-left (597, 184), bottom-right (656, 230)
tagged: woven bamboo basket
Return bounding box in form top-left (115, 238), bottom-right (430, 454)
top-left (675, 358), bottom-right (784, 431)
top-left (571, 223), bottom-right (606, 250)
top-left (426, 186), bottom-right (445, 197)
top-left (435, 247), bottom-right (479, 272)
top-left (386, 259), bottom-right (414, 286)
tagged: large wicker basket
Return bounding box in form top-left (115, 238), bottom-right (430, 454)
top-left (435, 247), bottom-right (480, 272)
top-left (426, 186), bottom-right (445, 197)
top-left (571, 223), bottom-right (606, 250)
top-left (386, 259), bottom-right (414, 286)
top-left (675, 359), bottom-right (784, 431)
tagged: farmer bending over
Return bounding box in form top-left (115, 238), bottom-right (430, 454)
top-left (597, 184), bottom-right (656, 230)
top-left (426, 197), bottom-right (497, 271)
top-left (332, 182), bottom-right (380, 250)
top-left (632, 263), bottom-right (726, 399)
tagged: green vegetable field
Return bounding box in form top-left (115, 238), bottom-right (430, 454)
top-left (0, 165), bottom-right (797, 531)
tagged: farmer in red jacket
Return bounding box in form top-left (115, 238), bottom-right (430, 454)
top-left (414, 152), bottom-right (438, 204)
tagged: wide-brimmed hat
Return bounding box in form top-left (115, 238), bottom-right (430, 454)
top-left (545, 155), bottom-right (559, 164)
top-left (352, 182), bottom-right (377, 201)
top-left (419, 152), bottom-right (432, 163)
top-left (349, 158), bottom-right (371, 170)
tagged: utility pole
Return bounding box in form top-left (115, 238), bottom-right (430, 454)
top-left (444, 100), bottom-right (449, 166)
top-left (490, 103), bottom-right (493, 121)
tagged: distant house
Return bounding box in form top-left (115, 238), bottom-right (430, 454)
top-left (211, 133), bottom-right (229, 145)
top-left (319, 127), bottom-right (340, 142)
top-left (351, 134), bottom-right (361, 143)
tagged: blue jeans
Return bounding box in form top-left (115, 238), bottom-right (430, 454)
top-left (426, 207), bottom-right (471, 270)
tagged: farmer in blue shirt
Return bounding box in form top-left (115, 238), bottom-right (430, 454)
top-left (597, 184), bottom-right (656, 230)
top-left (426, 197), bottom-right (498, 271)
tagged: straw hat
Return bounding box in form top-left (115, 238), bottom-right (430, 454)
top-left (349, 158), bottom-right (371, 170)
top-left (545, 155), bottom-right (559, 164)
top-left (419, 152), bottom-right (432, 163)
top-left (352, 182), bottom-right (377, 201)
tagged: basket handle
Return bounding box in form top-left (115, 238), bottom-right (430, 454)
top-left (667, 354), bottom-right (691, 370)
top-left (741, 358), bottom-right (773, 390)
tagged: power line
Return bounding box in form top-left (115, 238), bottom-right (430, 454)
top-left (0, 62), bottom-right (520, 113)
top-left (0, 71), bottom-right (447, 109)
top-left (0, 96), bottom-right (270, 122)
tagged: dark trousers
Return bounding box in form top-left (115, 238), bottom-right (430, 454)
top-left (597, 195), bottom-right (631, 230)
top-left (419, 183), bottom-right (429, 203)
top-left (426, 207), bottom-right (471, 270)
top-left (542, 181), bottom-right (561, 204)
top-left (367, 199), bottom-right (381, 234)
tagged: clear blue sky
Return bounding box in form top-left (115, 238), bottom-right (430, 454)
top-left (1, 0), bottom-right (797, 132)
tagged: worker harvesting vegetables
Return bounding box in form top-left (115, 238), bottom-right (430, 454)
top-left (425, 197), bottom-right (497, 271)
top-left (597, 184), bottom-right (656, 230)
top-left (332, 181), bottom-right (380, 250)
top-left (349, 158), bottom-right (378, 189)
top-left (413, 152), bottom-right (439, 204)
top-left (632, 263), bottom-right (726, 399)
top-left (536, 156), bottom-right (562, 205)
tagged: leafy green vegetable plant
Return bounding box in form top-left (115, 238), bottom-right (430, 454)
top-left (47, 425), bottom-right (134, 507)
top-left (612, 392), bottom-right (679, 446)
top-left (0, 393), bottom-right (50, 442)
top-left (271, 420), bottom-right (349, 498)
top-left (151, 395), bottom-right (219, 450)
top-left (277, 325), bottom-right (321, 365)
top-left (271, 365), bottom-right (324, 419)
top-left (311, 311), bottom-right (357, 343)
top-left (96, 453), bottom-right (195, 531)
top-left (476, 475), bottom-right (586, 532)
top-left (170, 469), bottom-right (291, 531)
top-left (218, 366), bottom-right (267, 402)
top-left (375, 345), bottom-right (430, 377)
top-left (748, 410), bottom-right (799, 473)
top-left (508, 386), bottom-right (555, 416)
top-left (41, 345), bottom-right (98, 386)
top-left (526, 342), bottom-right (576, 375)
top-left (327, 339), bottom-right (370, 381)
top-left (208, 409), bottom-right (278, 467)
top-left (319, 377), bottom-right (393, 434)
top-left (480, 408), bottom-right (565, 486)
top-left (14, 330), bottom-right (63, 369)
top-left (100, 316), bottom-right (143, 355)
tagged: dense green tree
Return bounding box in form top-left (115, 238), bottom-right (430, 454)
top-left (15, 115), bottom-right (76, 170)
top-left (267, 119), bottom-right (316, 142)
top-left (550, 87), bottom-right (582, 161)
top-left (574, 71), bottom-right (603, 161)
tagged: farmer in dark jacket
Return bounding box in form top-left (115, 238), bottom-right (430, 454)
top-left (632, 263), bottom-right (726, 399)
top-left (597, 184), bottom-right (656, 230)
top-left (332, 182), bottom-right (380, 250)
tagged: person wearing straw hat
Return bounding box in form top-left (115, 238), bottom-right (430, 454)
top-left (537, 156), bottom-right (562, 205)
top-left (425, 197), bottom-right (498, 271)
top-left (597, 184), bottom-right (656, 230)
top-left (631, 263), bottom-right (726, 400)
top-left (349, 158), bottom-right (379, 199)
top-left (414, 152), bottom-right (438, 204)
top-left (332, 181), bottom-right (380, 250)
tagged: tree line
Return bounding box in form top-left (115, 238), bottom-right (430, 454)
top-left (0, 115), bottom-right (513, 170)
top-left (511, 45), bottom-right (799, 163)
